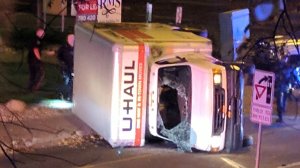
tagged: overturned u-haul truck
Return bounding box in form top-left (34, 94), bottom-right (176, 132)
top-left (73, 22), bottom-right (244, 152)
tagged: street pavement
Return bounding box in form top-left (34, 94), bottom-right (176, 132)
top-left (1, 86), bottom-right (300, 168)
top-left (1, 114), bottom-right (300, 168)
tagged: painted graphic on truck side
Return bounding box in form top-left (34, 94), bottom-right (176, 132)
top-left (119, 45), bottom-right (145, 146)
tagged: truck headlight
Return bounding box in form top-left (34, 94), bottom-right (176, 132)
top-left (213, 73), bottom-right (222, 85)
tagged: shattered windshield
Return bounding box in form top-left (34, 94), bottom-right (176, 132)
top-left (156, 65), bottom-right (194, 152)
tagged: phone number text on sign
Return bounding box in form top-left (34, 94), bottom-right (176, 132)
top-left (77, 15), bottom-right (97, 21)
top-left (76, 0), bottom-right (98, 22)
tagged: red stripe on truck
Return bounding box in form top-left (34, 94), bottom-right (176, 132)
top-left (134, 44), bottom-right (145, 146)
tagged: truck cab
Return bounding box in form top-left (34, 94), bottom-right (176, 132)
top-left (148, 52), bottom-right (227, 152)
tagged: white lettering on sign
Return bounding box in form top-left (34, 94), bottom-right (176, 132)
top-left (77, 15), bottom-right (97, 21)
top-left (133, 44), bottom-right (145, 146)
top-left (76, 0), bottom-right (98, 22)
top-left (78, 3), bottom-right (98, 11)
top-left (90, 4), bottom-right (98, 10)
top-left (78, 4), bottom-right (90, 11)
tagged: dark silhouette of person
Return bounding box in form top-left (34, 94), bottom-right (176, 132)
top-left (57, 34), bottom-right (74, 101)
top-left (275, 55), bottom-right (300, 122)
top-left (27, 28), bottom-right (45, 91)
top-left (274, 59), bottom-right (293, 123)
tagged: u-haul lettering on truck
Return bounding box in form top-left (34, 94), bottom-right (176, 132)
top-left (119, 45), bottom-right (145, 146)
top-left (122, 60), bottom-right (135, 132)
top-left (119, 51), bottom-right (138, 139)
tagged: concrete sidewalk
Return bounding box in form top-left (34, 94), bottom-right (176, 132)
top-left (0, 102), bottom-right (96, 151)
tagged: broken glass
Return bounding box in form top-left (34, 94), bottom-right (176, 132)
top-left (160, 120), bottom-right (193, 152)
top-left (157, 66), bottom-right (194, 152)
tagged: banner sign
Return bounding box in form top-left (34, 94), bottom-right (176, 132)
top-left (97, 0), bottom-right (122, 23)
top-left (76, 0), bottom-right (98, 22)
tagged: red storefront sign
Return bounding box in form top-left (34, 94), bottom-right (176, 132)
top-left (76, 0), bottom-right (98, 21)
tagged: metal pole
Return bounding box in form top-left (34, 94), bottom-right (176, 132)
top-left (175, 6), bottom-right (182, 25)
top-left (255, 123), bottom-right (262, 168)
top-left (146, 2), bottom-right (152, 23)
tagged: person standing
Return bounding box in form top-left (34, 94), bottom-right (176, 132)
top-left (57, 34), bottom-right (74, 101)
top-left (27, 28), bottom-right (45, 92)
top-left (274, 60), bottom-right (293, 123)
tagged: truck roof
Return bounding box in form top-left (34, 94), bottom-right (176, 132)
top-left (77, 22), bottom-right (211, 45)
top-left (154, 52), bottom-right (223, 69)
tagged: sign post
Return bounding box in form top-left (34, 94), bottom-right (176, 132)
top-left (146, 2), bottom-right (152, 23)
top-left (251, 69), bottom-right (275, 168)
top-left (175, 6), bottom-right (182, 25)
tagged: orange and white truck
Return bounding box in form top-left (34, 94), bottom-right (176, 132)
top-left (73, 22), bottom-right (244, 152)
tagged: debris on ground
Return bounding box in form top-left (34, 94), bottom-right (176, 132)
top-left (58, 133), bottom-right (104, 149)
top-left (0, 100), bottom-right (98, 152)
